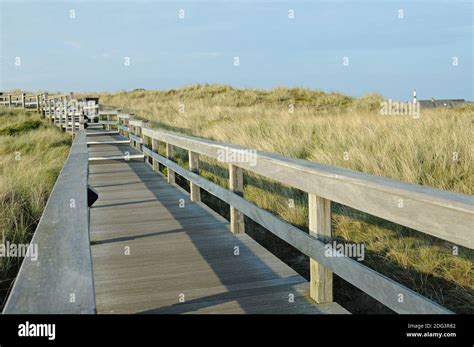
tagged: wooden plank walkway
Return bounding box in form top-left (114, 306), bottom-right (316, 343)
top-left (87, 129), bottom-right (348, 314)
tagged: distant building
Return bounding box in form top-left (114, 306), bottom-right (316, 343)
top-left (418, 99), bottom-right (468, 109)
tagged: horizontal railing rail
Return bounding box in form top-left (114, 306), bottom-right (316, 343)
top-left (2, 130), bottom-right (96, 314)
top-left (140, 128), bottom-right (473, 249)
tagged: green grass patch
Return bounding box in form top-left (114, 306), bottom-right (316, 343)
top-left (0, 119), bottom-right (43, 136)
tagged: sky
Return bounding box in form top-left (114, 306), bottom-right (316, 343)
top-left (0, 0), bottom-right (472, 100)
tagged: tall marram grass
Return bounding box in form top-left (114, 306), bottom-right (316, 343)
top-left (0, 108), bottom-right (71, 309)
top-left (87, 85), bottom-right (473, 313)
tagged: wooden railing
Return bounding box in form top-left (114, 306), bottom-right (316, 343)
top-left (0, 92), bottom-right (100, 132)
top-left (1, 93), bottom-right (97, 313)
top-left (2, 130), bottom-right (96, 313)
top-left (112, 111), bottom-right (473, 314)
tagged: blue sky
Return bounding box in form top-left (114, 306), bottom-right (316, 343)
top-left (1, 0), bottom-right (472, 100)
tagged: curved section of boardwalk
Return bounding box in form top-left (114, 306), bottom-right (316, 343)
top-left (87, 129), bottom-right (348, 314)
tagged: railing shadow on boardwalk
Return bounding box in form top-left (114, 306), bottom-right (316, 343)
top-left (89, 158), bottom-right (321, 314)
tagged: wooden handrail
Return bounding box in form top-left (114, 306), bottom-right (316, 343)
top-left (138, 128), bottom-right (473, 249)
top-left (2, 130), bottom-right (96, 314)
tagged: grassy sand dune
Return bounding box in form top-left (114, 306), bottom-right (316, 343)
top-left (91, 85), bottom-right (473, 313)
top-left (0, 108), bottom-right (71, 309)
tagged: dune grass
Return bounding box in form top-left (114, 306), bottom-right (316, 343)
top-left (0, 108), bottom-right (71, 310)
top-left (87, 85), bottom-right (473, 313)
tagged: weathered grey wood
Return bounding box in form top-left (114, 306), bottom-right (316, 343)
top-left (141, 128), bottom-right (473, 249)
top-left (129, 119), bottom-right (145, 127)
top-left (48, 99), bottom-right (52, 121)
top-left (3, 131), bottom-right (95, 314)
top-left (166, 143), bottom-right (175, 184)
top-left (99, 110), bottom-right (118, 116)
top-left (99, 120), bottom-right (117, 125)
top-left (117, 124), bottom-right (129, 131)
top-left (229, 164), bottom-right (245, 234)
top-left (88, 131), bottom-right (119, 136)
top-left (89, 154), bottom-right (144, 162)
top-left (143, 147), bottom-right (452, 314)
top-left (118, 124), bottom-right (130, 136)
top-left (309, 194), bottom-right (333, 303)
top-left (130, 134), bottom-right (142, 148)
top-left (189, 151), bottom-right (200, 202)
top-left (87, 140), bottom-right (130, 145)
top-left (152, 138), bottom-right (160, 173)
top-left (89, 139), bottom-right (347, 314)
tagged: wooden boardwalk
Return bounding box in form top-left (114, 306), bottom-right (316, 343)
top-left (4, 94), bottom-right (466, 315)
top-left (87, 129), bottom-right (348, 314)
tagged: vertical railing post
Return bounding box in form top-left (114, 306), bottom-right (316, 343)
top-left (151, 138), bottom-right (159, 172)
top-left (117, 116), bottom-right (121, 135)
top-left (79, 113), bottom-right (85, 130)
top-left (188, 151), bottom-right (200, 202)
top-left (142, 134), bottom-right (148, 163)
top-left (118, 116), bottom-right (123, 136)
top-left (133, 125), bottom-right (138, 149)
top-left (50, 99), bottom-right (55, 125)
top-left (166, 143), bottom-right (176, 184)
top-left (129, 125), bottom-right (134, 148)
top-left (40, 94), bottom-right (44, 115)
top-left (127, 115), bottom-right (134, 148)
top-left (51, 99), bottom-right (54, 124)
top-left (229, 164), bottom-right (245, 234)
top-left (138, 124), bottom-right (144, 152)
top-left (56, 98), bottom-right (61, 127)
top-left (59, 97), bottom-right (63, 127)
top-left (72, 99), bottom-right (77, 133)
top-left (43, 93), bottom-right (48, 116)
top-left (36, 95), bottom-right (40, 112)
top-left (67, 98), bottom-right (71, 133)
top-left (66, 96), bottom-right (70, 131)
top-left (8, 94), bottom-right (12, 107)
top-left (308, 194), bottom-right (333, 303)
top-left (47, 99), bottom-right (51, 123)
top-left (71, 99), bottom-right (74, 132)
top-left (21, 93), bottom-right (25, 108)
top-left (69, 96), bottom-right (74, 132)
top-left (64, 96), bottom-right (68, 131)
top-left (55, 98), bottom-right (59, 125)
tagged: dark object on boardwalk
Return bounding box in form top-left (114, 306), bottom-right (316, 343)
top-left (88, 186), bottom-right (99, 207)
